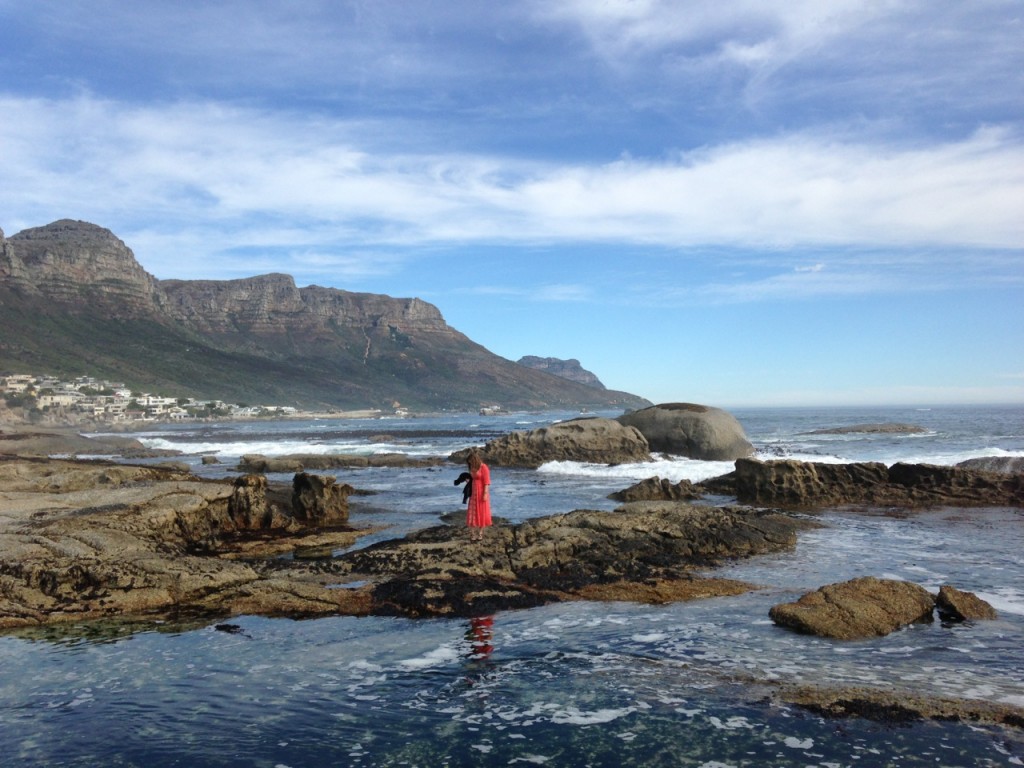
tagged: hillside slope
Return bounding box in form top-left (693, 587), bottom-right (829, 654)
top-left (0, 220), bottom-right (649, 411)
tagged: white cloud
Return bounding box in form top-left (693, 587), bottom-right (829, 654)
top-left (536, 0), bottom-right (878, 61)
top-left (468, 283), bottom-right (592, 303)
top-left (1, 95), bottom-right (1022, 282)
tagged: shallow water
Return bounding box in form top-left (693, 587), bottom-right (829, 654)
top-left (4, 405), bottom-right (1023, 766)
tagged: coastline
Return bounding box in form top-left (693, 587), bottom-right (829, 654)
top-left (2, 409), bottom-right (1024, 757)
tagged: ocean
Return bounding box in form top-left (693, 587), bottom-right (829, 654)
top-left (1, 405), bottom-right (1022, 767)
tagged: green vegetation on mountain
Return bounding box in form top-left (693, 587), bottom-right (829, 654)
top-left (0, 220), bottom-right (649, 411)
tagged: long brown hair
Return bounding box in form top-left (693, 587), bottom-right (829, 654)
top-left (467, 450), bottom-right (482, 471)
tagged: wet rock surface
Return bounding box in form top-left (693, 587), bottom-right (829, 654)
top-left (726, 458), bottom-right (1024, 508)
top-left (609, 475), bottom-right (703, 502)
top-left (768, 576), bottom-right (998, 640)
top-left (936, 584), bottom-right (998, 621)
top-left (451, 417), bottom-right (651, 468)
top-left (771, 684), bottom-right (1024, 730)
top-left (339, 505), bottom-right (811, 618)
top-left (0, 457), bottom-right (365, 629)
top-left (769, 577), bottom-right (937, 640)
top-left (239, 452), bottom-right (444, 472)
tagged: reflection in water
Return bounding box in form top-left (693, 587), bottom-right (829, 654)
top-left (463, 615), bottom-right (496, 693)
top-left (466, 616), bottom-right (495, 660)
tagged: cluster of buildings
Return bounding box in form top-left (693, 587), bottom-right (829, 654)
top-left (0, 373), bottom-right (297, 423)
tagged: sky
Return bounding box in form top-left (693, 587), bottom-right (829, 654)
top-left (1, 1), bottom-right (1022, 408)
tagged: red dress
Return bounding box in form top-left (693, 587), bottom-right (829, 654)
top-left (466, 463), bottom-right (492, 528)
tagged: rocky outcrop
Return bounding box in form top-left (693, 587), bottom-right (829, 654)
top-left (769, 577), bottom-right (936, 640)
top-left (340, 505), bottom-right (807, 617)
top-left (609, 476), bottom-right (702, 502)
top-left (1, 454), bottom-right (813, 626)
top-left (5, 220), bottom-right (161, 316)
top-left (935, 584), bottom-right (997, 621)
top-left (957, 456), bottom-right (1024, 474)
top-left (803, 423), bottom-right (927, 435)
top-left (729, 458), bottom-right (1024, 508)
top-left (239, 453), bottom-right (444, 472)
top-left (0, 458), bottom-right (363, 628)
top-left (159, 274), bottom-right (451, 337)
top-left (516, 356), bottom-right (606, 389)
top-left (451, 417), bottom-right (651, 468)
top-left (617, 403), bottom-right (754, 460)
top-left (770, 578), bottom-right (999, 639)
top-left (291, 472), bottom-right (351, 525)
top-left (0, 427), bottom-right (155, 457)
top-left (775, 685), bottom-right (1024, 729)
top-left (226, 474), bottom-right (293, 531)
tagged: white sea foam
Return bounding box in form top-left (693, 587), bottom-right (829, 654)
top-left (537, 457), bottom-right (735, 484)
top-left (708, 715), bottom-right (754, 730)
top-left (783, 736), bottom-right (814, 749)
top-left (549, 706), bottom-right (635, 725)
top-left (975, 587), bottom-right (1024, 616)
top-left (631, 633), bottom-right (668, 643)
top-left (398, 644), bottom-right (460, 669)
top-left (136, 436), bottom-right (440, 459)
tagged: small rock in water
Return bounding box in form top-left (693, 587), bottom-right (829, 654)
top-left (935, 584), bottom-right (997, 621)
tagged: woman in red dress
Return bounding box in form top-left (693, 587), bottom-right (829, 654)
top-left (466, 450), bottom-right (492, 541)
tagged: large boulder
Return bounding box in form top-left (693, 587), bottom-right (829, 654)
top-left (617, 403), bottom-right (754, 460)
top-left (769, 577), bottom-right (936, 640)
top-left (453, 417), bottom-right (651, 468)
top-left (730, 458), bottom-right (1024, 508)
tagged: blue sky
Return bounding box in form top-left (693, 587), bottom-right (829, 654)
top-left (1, 1), bottom-right (1022, 407)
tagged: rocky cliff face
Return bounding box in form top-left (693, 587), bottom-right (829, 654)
top-left (517, 356), bottom-right (606, 389)
top-left (159, 275), bottom-right (449, 336)
top-left (0, 220), bottom-right (650, 411)
top-left (5, 220), bottom-right (161, 317)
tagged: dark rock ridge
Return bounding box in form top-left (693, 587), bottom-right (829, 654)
top-left (0, 220), bottom-right (650, 412)
top-left (769, 577), bottom-right (997, 640)
top-left (238, 453), bottom-right (444, 472)
top-left (803, 423), bottom-right (927, 435)
top-left (609, 476), bottom-right (703, 502)
top-left (617, 403), bottom-right (755, 460)
top-left (450, 417), bottom-right (651, 468)
top-left (724, 458), bottom-right (1024, 508)
top-left (775, 685), bottom-right (1024, 729)
top-left (337, 504), bottom-right (809, 618)
top-left (516, 356), bottom-right (606, 389)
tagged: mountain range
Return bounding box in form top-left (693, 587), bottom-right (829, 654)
top-left (0, 220), bottom-right (649, 411)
